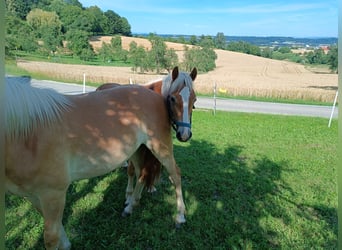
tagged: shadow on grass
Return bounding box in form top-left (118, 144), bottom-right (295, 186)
top-left (6, 139), bottom-right (337, 249)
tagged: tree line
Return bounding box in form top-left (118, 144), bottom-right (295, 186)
top-left (5, 0), bottom-right (217, 73)
top-left (5, 0), bottom-right (131, 59)
top-left (97, 33), bottom-right (217, 73)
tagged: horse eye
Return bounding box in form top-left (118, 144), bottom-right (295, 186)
top-left (170, 96), bottom-right (176, 103)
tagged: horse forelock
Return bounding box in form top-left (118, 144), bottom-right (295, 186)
top-left (5, 77), bottom-right (72, 139)
top-left (161, 72), bottom-right (194, 97)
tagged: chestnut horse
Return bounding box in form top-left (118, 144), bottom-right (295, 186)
top-left (96, 67), bottom-right (197, 214)
top-left (5, 70), bottom-right (194, 249)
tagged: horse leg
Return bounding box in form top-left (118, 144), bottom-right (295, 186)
top-left (122, 156), bottom-right (145, 217)
top-left (157, 156), bottom-right (186, 226)
top-left (38, 189), bottom-right (70, 250)
top-left (125, 160), bottom-right (137, 203)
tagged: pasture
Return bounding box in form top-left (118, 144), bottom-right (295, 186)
top-left (5, 110), bottom-right (337, 249)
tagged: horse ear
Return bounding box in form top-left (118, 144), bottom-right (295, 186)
top-left (172, 66), bottom-right (179, 81)
top-left (190, 67), bottom-right (197, 81)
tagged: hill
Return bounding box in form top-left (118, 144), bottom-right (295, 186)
top-left (17, 36), bottom-right (337, 102)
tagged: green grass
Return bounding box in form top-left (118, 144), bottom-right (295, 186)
top-left (5, 59), bottom-right (100, 87)
top-left (5, 60), bottom-right (31, 77)
top-left (200, 93), bottom-right (336, 106)
top-left (5, 111), bottom-right (337, 249)
top-left (10, 50), bottom-right (132, 67)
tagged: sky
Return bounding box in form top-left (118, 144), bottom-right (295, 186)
top-left (79, 0), bottom-right (338, 37)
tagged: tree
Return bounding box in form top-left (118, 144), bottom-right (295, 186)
top-left (85, 6), bottom-right (108, 35)
top-left (58, 4), bottom-right (83, 33)
top-left (199, 35), bottom-right (215, 48)
top-left (66, 29), bottom-right (94, 59)
top-left (104, 10), bottom-right (131, 36)
top-left (68, 11), bottom-right (94, 33)
top-left (327, 46), bottom-right (338, 72)
top-left (305, 49), bottom-right (327, 64)
top-left (110, 36), bottom-right (128, 61)
top-left (214, 32), bottom-right (226, 49)
top-left (5, 15), bottom-right (37, 54)
top-left (118, 17), bottom-right (131, 36)
top-left (183, 44), bottom-right (217, 73)
top-left (261, 47), bottom-right (273, 58)
top-left (128, 41), bottom-right (148, 73)
top-left (189, 35), bottom-right (197, 45)
top-left (98, 42), bottom-right (112, 62)
top-left (104, 10), bottom-right (121, 34)
top-left (148, 33), bottom-right (167, 73)
top-left (26, 8), bottom-right (62, 38)
top-left (40, 25), bottom-right (63, 55)
top-left (64, 0), bottom-right (82, 8)
top-left (227, 41), bottom-right (261, 56)
top-left (5, 0), bottom-right (32, 19)
top-left (164, 48), bottom-right (179, 73)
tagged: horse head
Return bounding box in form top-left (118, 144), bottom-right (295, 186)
top-left (163, 67), bottom-right (197, 142)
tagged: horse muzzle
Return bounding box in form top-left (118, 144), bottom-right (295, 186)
top-left (176, 124), bottom-right (192, 142)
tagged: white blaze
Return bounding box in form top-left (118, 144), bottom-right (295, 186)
top-left (179, 87), bottom-right (190, 124)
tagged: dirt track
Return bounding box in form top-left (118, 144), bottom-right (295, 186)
top-left (16, 36), bottom-right (338, 102)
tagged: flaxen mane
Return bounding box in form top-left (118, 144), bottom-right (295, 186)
top-left (5, 77), bottom-right (72, 139)
top-left (161, 72), bottom-right (194, 97)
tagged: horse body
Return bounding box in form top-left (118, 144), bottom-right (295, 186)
top-left (6, 79), bottom-right (185, 249)
top-left (97, 68), bottom-right (197, 212)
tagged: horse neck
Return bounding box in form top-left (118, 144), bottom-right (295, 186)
top-left (145, 80), bottom-right (162, 95)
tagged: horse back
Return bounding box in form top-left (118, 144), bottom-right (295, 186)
top-left (63, 85), bottom-right (171, 179)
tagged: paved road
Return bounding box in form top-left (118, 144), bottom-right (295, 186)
top-left (196, 97), bottom-right (338, 118)
top-left (29, 78), bottom-right (338, 119)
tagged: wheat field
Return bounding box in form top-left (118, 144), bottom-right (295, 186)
top-left (16, 36), bottom-right (338, 102)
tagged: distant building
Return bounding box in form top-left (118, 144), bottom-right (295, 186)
top-left (319, 45), bottom-right (330, 54)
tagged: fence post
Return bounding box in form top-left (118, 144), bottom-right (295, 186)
top-left (214, 82), bottom-right (217, 115)
top-left (83, 73), bottom-right (86, 93)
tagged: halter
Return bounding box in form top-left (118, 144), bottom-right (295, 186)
top-left (166, 93), bottom-right (192, 132)
top-left (162, 68), bottom-right (195, 133)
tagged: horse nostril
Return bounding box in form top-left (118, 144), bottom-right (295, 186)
top-left (176, 130), bottom-right (192, 142)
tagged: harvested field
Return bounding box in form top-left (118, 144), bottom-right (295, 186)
top-left (198, 50), bottom-right (338, 102)
top-left (16, 36), bottom-right (338, 102)
top-left (90, 35), bottom-right (193, 52)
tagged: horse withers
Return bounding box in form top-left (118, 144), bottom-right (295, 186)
top-left (5, 76), bottom-right (188, 249)
top-left (97, 67), bottom-right (197, 215)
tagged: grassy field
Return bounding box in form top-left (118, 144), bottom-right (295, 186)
top-left (5, 110), bottom-right (337, 249)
